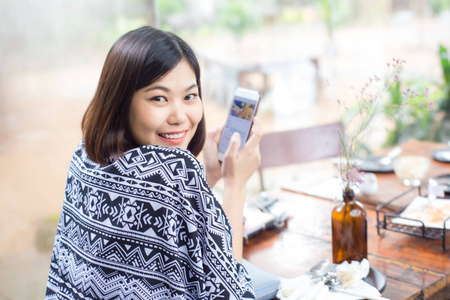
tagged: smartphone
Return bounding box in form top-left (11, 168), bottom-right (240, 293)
top-left (217, 87), bottom-right (261, 161)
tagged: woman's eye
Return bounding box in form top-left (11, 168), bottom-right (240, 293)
top-left (185, 94), bottom-right (198, 101)
top-left (150, 96), bottom-right (166, 102)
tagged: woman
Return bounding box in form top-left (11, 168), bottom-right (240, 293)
top-left (45, 26), bottom-right (262, 299)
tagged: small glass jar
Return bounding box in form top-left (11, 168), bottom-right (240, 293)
top-left (332, 189), bottom-right (368, 264)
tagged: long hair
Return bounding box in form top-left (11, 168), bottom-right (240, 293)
top-left (81, 26), bottom-right (206, 166)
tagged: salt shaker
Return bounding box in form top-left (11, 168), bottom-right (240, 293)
top-left (427, 178), bottom-right (444, 204)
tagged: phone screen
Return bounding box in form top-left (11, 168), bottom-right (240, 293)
top-left (218, 94), bottom-right (258, 156)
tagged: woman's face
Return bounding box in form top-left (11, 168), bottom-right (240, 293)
top-left (128, 59), bottom-right (203, 149)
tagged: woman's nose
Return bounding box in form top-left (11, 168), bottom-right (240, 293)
top-left (167, 101), bottom-right (188, 124)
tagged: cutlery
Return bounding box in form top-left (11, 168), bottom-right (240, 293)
top-left (309, 259), bottom-right (333, 277)
top-left (309, 260), bottom-right (390, 300)
top-left (378, 146), bottom-right (402, 166)
top-left (309, 260), bottom-right (341, 286)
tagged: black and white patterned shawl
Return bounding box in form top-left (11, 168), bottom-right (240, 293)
top-left (45, 141), bottom-right (255, 299)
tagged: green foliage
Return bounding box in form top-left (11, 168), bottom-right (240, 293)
top-left (156, 0), bottom-right (186, 31)
top-left (279, 8), bottom-right (304, 23)
top-left (383, 45), bottom-right (450, 146)
top-left (319, 0), bottom-right (353, 29)
top-left (157, 0), bottom-right (186, 22)
top-left (216, 0), bottom-right (259, 39)
top-left (340, 59), bottom-right (436, 154)
top-left (383, 79), bottom-right (440, 146)
top-left (438, 44), bottom-right (450, 113)
top-left (434, 44), bottom-right (450, 142)
top-left (429, 0), bottom-right (450, 14)
top-left (319, 0), bottom-right (332, 26)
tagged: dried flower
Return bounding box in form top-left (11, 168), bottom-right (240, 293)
top-left (337, 58), bottom-right (433, 191)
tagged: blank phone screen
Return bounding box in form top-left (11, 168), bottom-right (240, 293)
top-left (218, 95), bottom-right (258, 154)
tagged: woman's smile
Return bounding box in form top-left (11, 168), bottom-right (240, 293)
top-left (158, 130), bottom-right (188, 144)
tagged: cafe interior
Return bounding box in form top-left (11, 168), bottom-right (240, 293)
top-left (1, 0), bottom-right (449, 299)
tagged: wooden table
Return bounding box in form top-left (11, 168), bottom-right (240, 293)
top-left (243, 140), bottom-right (450, 300)
top-left (356, 140), bottom-right (450, 211)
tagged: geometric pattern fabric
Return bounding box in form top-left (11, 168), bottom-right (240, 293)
top-left (45, 141), bottom-right (255, 299)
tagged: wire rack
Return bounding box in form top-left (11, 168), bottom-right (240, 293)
top-left (376, 187), bottom-right (450, 251)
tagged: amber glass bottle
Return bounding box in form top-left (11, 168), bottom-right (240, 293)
top-left (332, 189), bottom-right (368, 264)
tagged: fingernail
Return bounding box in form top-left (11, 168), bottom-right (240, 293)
top-left (232, 132), bottom-right (240, 140)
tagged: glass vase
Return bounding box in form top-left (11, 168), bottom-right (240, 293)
top-left (332, 189), bottom-right (368, 264)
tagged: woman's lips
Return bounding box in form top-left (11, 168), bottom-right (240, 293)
top-left (158, 131), bottom-right (187, 145)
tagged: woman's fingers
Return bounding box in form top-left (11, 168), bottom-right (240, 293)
top-left (238, 117), bottom-right (262, 158)
top-left (203, 126), bottom-right (226, 188)
top-left (210, 126), bottom-right (223, 143)
top-left (224, 132), bottom-right (241, 159)
top-left (244, 117), bottom-right (263, 149)
top-left (205, 126), bottom-right (221, 146)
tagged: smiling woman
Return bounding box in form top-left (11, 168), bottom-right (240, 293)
top-left (44, 26), bottom-right (262, 300)
top-left (81, 27), bottom-right (206, 166)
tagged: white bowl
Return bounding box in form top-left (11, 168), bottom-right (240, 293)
top-left (393, 155), bottom-right (431, 186)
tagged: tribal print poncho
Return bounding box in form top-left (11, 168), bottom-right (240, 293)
top-left (45, 141), bottom-right (255, 299)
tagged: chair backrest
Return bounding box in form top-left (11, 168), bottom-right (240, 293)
top-left (258, 122), bottom-right (344, 190)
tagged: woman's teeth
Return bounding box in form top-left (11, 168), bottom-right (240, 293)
top-left (160, 132), bottom-right (185, 139)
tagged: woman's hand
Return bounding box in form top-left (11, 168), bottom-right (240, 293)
top-left (202, 126), bottom-right (223, 188)
top-left (220, 116), bottom-right (263, 261)
top-left (221, 116), bottom-right (263, 189)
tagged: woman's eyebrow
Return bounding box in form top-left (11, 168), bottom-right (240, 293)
top-left (143, 85), bottom-right (168, 92)
top-left (143, 83), bottom-right (198, 93)
top-left (185, 84), bottom-right (198, 92)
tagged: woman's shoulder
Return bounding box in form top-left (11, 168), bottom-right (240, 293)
top-left (72, 142), bottom-right (206, 182)
top-left (74, 141), bottom-right (199, 168)
top-left (122, 145), bottom-right (200, 167)
top-left (109, 145), bottom-right (206, 181)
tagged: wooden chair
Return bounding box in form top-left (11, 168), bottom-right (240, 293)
top-left (258, 122), bottom-right (344, 190)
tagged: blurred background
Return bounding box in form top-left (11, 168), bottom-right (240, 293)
top-left (0, 0), bottom-right (449, 299)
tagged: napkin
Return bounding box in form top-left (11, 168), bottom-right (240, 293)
top-left (335, 259), bottom-right (370, 288)
top-left (276, 275), bottom-right (382, 300)
top-left (276, 259), bottom-right (384, 300)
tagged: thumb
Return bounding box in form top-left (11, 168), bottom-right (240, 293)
top-left (226, 132), bottom-right (241, 156)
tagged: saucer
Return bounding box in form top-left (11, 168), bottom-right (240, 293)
top-left (363, 268), bottom-right (386, 293)
top-left (432, 148), bottom-right (450, 163)
top-left (359, 156), bottom-right (394, 173)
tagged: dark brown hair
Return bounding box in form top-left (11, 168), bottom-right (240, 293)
top-left (81, 26), bottom-right (205, 166)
